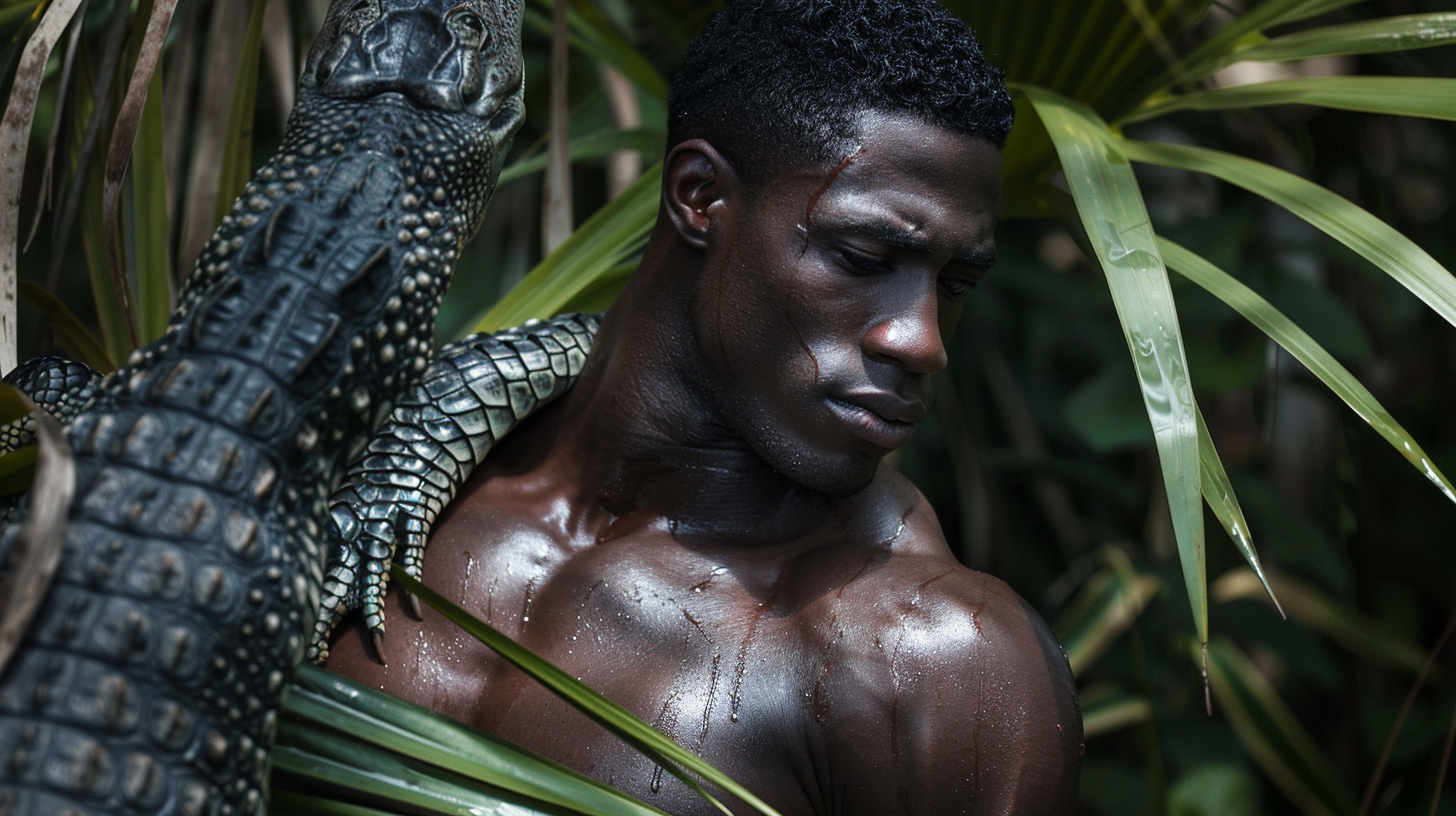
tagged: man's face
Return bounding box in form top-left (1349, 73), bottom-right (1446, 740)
top-left (693, 110), bottom-right (1002, 497)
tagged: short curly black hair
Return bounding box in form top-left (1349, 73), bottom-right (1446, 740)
top-left (666, 0), bottom-right (1013, 184)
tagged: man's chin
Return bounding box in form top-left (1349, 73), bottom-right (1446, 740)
top-left (779, 452), bottom-right (882, 499)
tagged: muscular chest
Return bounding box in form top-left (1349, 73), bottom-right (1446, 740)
top-left (396, 490), bottom-right (829, 812)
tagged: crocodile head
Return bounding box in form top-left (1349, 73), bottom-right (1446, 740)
top-left (294, 0), bottom-right (526, 235)
top-left (158, 0), bottom-right (531, 473)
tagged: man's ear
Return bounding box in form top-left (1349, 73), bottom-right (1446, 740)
top-left (663, 139), bottom-right (740, 250)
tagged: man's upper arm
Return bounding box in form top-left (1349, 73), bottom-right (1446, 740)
top-left (831, 570), bottom-right (1082, 815)
top-left (920, 577), bottom-right (1081, 814)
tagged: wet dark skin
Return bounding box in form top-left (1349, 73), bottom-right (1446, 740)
top-left (327, 110), bottom-right (1082, 814)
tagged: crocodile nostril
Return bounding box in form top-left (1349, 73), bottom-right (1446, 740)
top-left (460, 65), bottom-right (484, 104)
top-left (316, 37), bottom-right (354, 88)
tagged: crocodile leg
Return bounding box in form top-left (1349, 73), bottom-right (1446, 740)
top-left (0, 358), bottom-right (103, 455)
top-left (0, 1), bottom-right (525, 814)
top-left (0, 359), bottom-right (104, 525)
top-left (0, 323), bottom-right (603, 666)
top-left (310, 313), bottom-right (600, 663)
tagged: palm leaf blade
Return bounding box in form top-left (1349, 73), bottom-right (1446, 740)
top-left (1211, 569), bottom-right (1431, 675)
top-left (212, 0), bottom-right (267, 226)
top-left (131, 38), bottom-right (175, 343)
top-left (272, 734), bottom-right (559, 815)
top-left (1203, 13), bottom-right (1456, 73)
top-left (521, 1), bottom-right (668, 101)
top-left (1125, 140), bottom-right (1456, 337)
top-left (1080, 684), bottom-right (1155, 739)
top-left (16, 280), bottom-right (116, 371)
top-left (1052, 565), bottom-right (1160, 677)
top-left (0, 0), bottom-right (88, 372)
top-left (1204, 639), bottom-right (1357, 816)
top-left (1171, 0), bottom-right (1369, 86)
top-left (499, 128), bottom-right (665, 185)
top-left (281, 665), bottom-right (669, 816)
top-left (1126, 76), bottom-right (1456, 123)
top-left (1159, 236), bottom-right (1456, 505)
top-left (395, 567), bottom-right (784, 816)
top-left (1195, 402), bottom-right (1281, 614)
top-left (472, 163), bottom-right (659, 333)
top-left (1021, 85), bottom-right (1206, 647)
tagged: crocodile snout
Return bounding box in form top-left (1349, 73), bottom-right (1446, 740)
top-left (317, 2), bottom-right (494, 113)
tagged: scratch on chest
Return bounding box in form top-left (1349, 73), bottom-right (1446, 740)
top-left (729, 603), bottom-right (769, 723)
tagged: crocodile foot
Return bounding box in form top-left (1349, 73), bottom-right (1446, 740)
top-left (308, 313), bottom-right (600, 664)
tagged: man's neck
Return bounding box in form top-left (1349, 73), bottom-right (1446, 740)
top-left (521, 232), bottom-right (851, 547)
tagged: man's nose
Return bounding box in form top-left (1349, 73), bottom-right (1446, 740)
top-left (863, 289), bottom-right (948, 374)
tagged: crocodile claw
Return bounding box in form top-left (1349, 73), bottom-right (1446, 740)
top-left (308, 313), bottom-right (601, 664)
top-left (308, 492), bottom-right (428, 662)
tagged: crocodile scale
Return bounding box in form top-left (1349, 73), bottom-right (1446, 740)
top-left (311, 312), bottom-right (599, 662)
top-left (1, 314), bottom-right (602, 664)
top-left (0, 0), bottom-right (525, 813)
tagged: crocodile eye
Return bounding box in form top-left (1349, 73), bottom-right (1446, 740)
top-left (449, 9), bottom-right (490, 50)
top-left (340, 0), bottom-right (381, 33)
top-left (345, 0), bottom-right (378, 19)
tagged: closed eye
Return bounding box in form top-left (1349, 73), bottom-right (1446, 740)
top-left (939, 276), bottom-right (977, 300)
top-left (834, 246), bottom-right (892, 275)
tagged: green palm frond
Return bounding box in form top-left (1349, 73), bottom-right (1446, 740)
top-left (274, 664), bottom-right (672, 816)
top-left (1022, 85), bottom-right (1211, 648)
top-left (999, 1), bottom-right (1456, 661)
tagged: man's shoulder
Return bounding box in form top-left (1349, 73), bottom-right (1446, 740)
top-left (844, 481), bottom-right (1075, 713)
top-left (827, 471), bottom-right (1043, 652)
top-left (829, 541), bottom-right (1069, 697)
top-left (804, 478), bottom-right (1083, 813)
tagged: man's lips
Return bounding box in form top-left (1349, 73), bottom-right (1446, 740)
top-left (825, 392), bottom-right (925, 449)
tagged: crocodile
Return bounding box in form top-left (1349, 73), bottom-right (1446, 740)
top-left (3, 313), bottom-right (601, 664)
top-left (0, 0), bottom-right (528, 812)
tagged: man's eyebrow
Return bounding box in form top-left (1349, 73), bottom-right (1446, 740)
top-left (819, 217), bottom-right (997, 268)
top-left (953, 246), bottom-right (998, 269)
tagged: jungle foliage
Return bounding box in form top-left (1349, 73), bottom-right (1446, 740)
top-left (0, 0), bottom-right (1454, 813)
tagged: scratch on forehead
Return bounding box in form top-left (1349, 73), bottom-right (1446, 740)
top-left (803, 145), bottom-right (866, 232)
